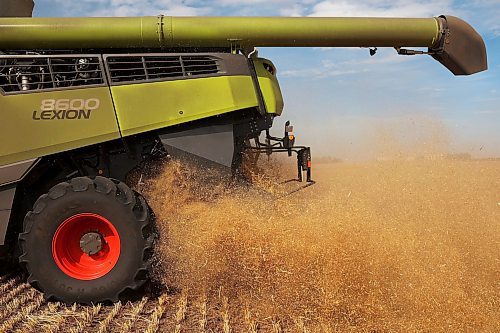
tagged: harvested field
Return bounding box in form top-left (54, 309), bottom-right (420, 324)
top-left (1, 159), bottom-right (499, 332)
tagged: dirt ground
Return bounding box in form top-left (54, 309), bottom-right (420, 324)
top-left (0, 159), bottom-right (498, 332)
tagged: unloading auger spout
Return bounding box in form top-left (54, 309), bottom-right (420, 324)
top-left (0, 15), bottom-right (487, 75)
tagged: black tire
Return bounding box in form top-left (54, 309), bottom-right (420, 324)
top-left (18, 176), bottom-right (155, 304)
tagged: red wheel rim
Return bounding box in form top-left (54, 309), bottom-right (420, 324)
top-left (52, 213), bottom-right (121, 280)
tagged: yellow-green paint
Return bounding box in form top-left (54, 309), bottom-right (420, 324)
top-left (255, 58), bottom-right (284, 115)
top-left (112, 75), bottom-right (256, 137)
top-left (168, 17), bottom-right (441, 48)
top-left (0, 87), bottom-right (120, 166)
top-left (0, 16), bottom-right (443, 49)
top-left (112, 70), bottom-right (283, 137)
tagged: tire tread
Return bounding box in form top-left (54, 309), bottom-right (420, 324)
top-left (19, 176), bottom-right (155, 304)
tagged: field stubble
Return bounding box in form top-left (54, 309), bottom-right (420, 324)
top-left (0, 157), bottom-right (498, 332)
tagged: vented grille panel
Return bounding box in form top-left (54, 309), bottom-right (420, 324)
top-left (106, 57), bottom-right (147, 83)
top-left (0, 56), bottom-right (104, 93)
top-left (182, 56), bottom-right (219, 76)
top-left (145, 56), bottom-right (183, 79)
top-left (107, 55), bottom-right (220, 84)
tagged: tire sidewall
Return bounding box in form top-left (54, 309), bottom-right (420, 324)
top-left (22, 179), bottom-right (148, 303)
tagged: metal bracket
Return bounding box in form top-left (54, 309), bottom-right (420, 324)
top-left (395, 47), bottom-right (439, 56)
top-left (227, 39), bottom-right (243, 54)
top-left (244, 127), bottom-right (314, 183)
top-left (396, 25), bottom-right (448, 57)
top-left (243, 47), bottom-right (268, 117)
top-left (156, 15), bottom-right (165, 48)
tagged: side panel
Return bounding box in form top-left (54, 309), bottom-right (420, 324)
top-left (160, 124), bottom-right (235, 167)
top-left (0, 87), bottom-right (120, 166)
top-left (254, 58), bottom-right (284, 115)
top-left (112, 76), bottom-right (259, 137)
top-left (0, 158), bottom-right (37, 185)
top-left (0, 158), bottom-right (38, 244)
top-left (0, 211), bottom-right (11, 245)
top-left (0, 187), bottom-right (16, 245)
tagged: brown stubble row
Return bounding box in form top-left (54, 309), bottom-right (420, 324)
top-left (96, 302), bottom-right (122, 333)
top-left (0, 275), bottom-right (18, 291)
top-left (244, 307), bottom-right (258, 333)
top-left (43, 303), bottom-right (79, 333)
top-left (173, 289), bottom-right (188, 332)
top-left (0, 292), bottom-right (44, 332)
top-left (120, 297), bottom-right (148, 332)
top-left (69, 304), bottom-right (102, 333)
top-left (144, 293), bottom-right (169, 333)
top-left (0, 268), bottom-right (497, 332)
top-left (198, 294), bottom-right (208, 332)
top-left (17, 301), bottom-right (62, 332)
top-left (0, 283), bottom-right (328, 333)
top-left (0, 278), bottom-right (285, 333)
top-left (0, 284), bottom-right (34, 320)
top-left (0, 281), bottom-right (29, 308)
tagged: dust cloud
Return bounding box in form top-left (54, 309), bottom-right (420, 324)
top-left (138, 131), bottom-right (499, 331)
top-left (309, 114), bottom-right (455, 162)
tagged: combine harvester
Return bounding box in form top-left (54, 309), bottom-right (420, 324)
top-left (0, 0), bottom-right (487, 303)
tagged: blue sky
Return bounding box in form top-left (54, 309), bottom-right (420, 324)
top-left (34, 1), bottom-right (499, 159)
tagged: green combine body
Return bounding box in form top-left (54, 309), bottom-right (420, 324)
top-left (0, 53), bottom-right (282, 166)
top-left (0, 0), bottom-right (487, 304)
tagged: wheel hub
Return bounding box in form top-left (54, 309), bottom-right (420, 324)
top-left (79, 232), bottom-right (103, 256)
top-left (52, 213), bottom-right (121, 280)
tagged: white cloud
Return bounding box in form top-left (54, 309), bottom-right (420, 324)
top-left (50, 0), bottom-right (209, 17)
top-left (309, 1), bottom-right (454, 18)
top-left (280, 66), bottom-right (369, 78)
top-left (201, 0), bottom-right (457, 17)
top-left (278, 47), bottom-right (422, 79)
top-left (452, 0), bottom-right (500, 37)
top-left (201, 0), bottom-right (311, 16)
top-left (475, 109), bottom-right (500, 114)
top-left (41, 0), bottom-right (494, 29)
